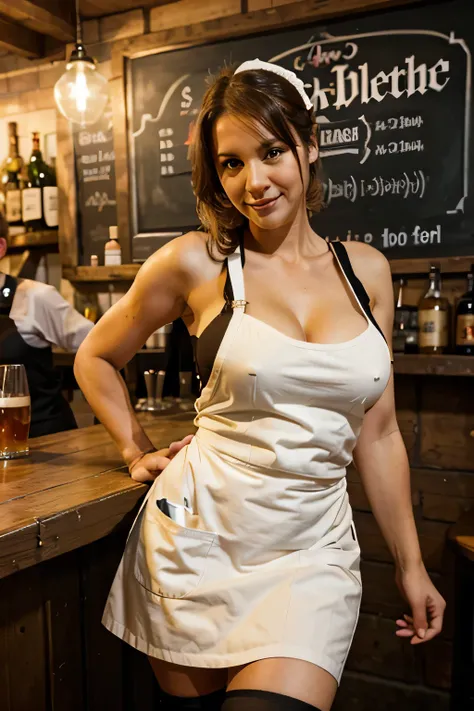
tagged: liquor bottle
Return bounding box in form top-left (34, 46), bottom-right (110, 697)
top-left (104, 226), bottom-right (121, 265)
top-left (393, 278), bottom-right (418, 353)
top-left (418, 266), bottom-right (450, 354)
top-left (22, 132), bottom-right (58, 232)
top-left (3, 122), bottom-right (24, 235)
top-left (455, 265), bottom-right (474, 355)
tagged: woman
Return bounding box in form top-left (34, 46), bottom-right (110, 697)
top-left (74, 59), bottom-right (445, 711)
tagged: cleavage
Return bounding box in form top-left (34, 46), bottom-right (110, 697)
top-left (243, 264), bottom-right (367, 345)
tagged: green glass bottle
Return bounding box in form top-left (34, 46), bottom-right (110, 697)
top-left (455, 266), bottom-right (474, 355)
top-left (2, 122), bottom-right (25, 235)
top-left (22, 132), bottom-right (58, 232)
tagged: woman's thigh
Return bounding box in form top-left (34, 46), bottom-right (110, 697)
top-left (149, 657), bottom-right (227, 697)
top-left (226, 658), bottom-right (337, 711)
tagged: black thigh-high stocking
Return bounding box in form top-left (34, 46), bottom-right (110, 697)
top-left (159, 687), bottom-right (227, 711)
top-left (222, 690), bottom-right (323, 711)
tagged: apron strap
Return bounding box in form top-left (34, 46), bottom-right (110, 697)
top-left (227, 245), bottom-right (247, 310)
top-left (329, 240), bottom-right (391, 354)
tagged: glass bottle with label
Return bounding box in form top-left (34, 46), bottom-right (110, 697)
top-left (418, 266), bottom-right (450, 354)
top-left (104, 225), bottom-right (122, 265)
top-left (393, 278), bottom-right (418, 353)
top-left (2, 122), bottom-right (24, 236)
top-left (22, 132), bottom-right (58, 232)
top-left (455, 265), bottom-right (474, 355)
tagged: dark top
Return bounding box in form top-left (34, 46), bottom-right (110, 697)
top-left (192, 240), bottom-right (390, 391)
top-left (0, 274), bottom-right (77, 438)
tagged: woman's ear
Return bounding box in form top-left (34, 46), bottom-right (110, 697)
top-left (308, 121), bottom-right (319, 164)
top-left (308, 142), bottom-right (319, 164)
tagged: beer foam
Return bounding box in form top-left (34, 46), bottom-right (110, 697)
top-left (0, 396), bottom-right (31, 408)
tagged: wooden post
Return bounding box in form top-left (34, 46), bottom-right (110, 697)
top-left (56, 111), bottom-right (79, 268)
top-left (110, 53), bottom-right (132, 265)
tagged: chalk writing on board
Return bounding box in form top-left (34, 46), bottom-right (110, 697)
top-left (330, 170), bottom-right (427, 202)
top-left (74, 102), bottom-right (117, 265)
top-left (127, 2), bottom-right (473, 260)
top-left (340, 223), bottom-right (442, 247)
top-left (132, 75), bottom-right (191, 139)
top-left (84, 192), bottom-right (117, 212)
top-left (270, 29), bottom-right (470, 214)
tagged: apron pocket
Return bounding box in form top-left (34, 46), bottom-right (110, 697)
top-left (325, 525), bottom-right (361, 589)
top-left (327, 559), bottom-right (362, 589)
top-left (134, 502), bottom-right (216, 599)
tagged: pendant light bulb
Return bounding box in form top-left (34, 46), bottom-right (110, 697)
top-left (54, 1), bottom-right (108, 126)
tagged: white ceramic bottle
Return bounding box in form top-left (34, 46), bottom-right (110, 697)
top-left (104, 225), bottom-right (121, 266)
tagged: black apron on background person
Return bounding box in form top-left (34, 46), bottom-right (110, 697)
top-left (0, 274), bottom-right (77, 438)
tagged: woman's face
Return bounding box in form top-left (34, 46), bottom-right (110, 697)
top-left (213, 113), bottom-right (317, 231)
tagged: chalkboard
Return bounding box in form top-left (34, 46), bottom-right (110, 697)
top-left (127, 0), bottom-right (474, 262)
top-left (73, 102), bottom-right (117, 266)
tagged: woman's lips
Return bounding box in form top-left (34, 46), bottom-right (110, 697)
top-left (246, 195), bottom-right (281, 212)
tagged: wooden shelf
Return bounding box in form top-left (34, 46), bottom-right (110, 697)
top-left (63, 265), bottom-right (141, 282)
top-left (390, 255), bottom-right (474, 276)
top-left (393, 353), bottom-right (474, 376)
top-left (137, 348), bottom-right (166, 354)
top-left (8, 230), bottom-right (58, 251)
top-left (52, 349), bottom-right (473, 376)
top-left (52, 346), bottom-right (165, 367)
top-left (63, 257), bottom-right (474, 280)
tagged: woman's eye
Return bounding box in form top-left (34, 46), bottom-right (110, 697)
top-left (266, 148), bottom-right (284, 160)
top-left (222, 159), bottom-right (241, 170)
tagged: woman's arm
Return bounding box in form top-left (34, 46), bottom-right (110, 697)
top-left (354, 377), bottom-right (424, 570)
top-left (351, 245), bottom-right (445, 643)
top-left (74, 234), bottom-right (200, 481)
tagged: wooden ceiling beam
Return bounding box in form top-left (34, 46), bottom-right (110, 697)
top-left (0, 17), bottom-right (43, 59)
top-left (0, 0), bottom-right (75, 42)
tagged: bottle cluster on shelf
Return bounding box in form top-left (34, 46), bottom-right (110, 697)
top-left (1, 121), bottom-right (58, 236)
top-left (393, 265), bottom-right (474, 356)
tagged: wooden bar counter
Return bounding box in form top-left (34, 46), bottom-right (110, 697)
top-left (0, 414), bottom-right (196, 711)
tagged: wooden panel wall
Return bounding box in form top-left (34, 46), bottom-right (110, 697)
top-left (340, 372), bottom-right (474, 711)
top-left (0, 521), bottom-right (161, 711)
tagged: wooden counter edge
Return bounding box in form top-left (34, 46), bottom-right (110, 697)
top-left (448, 508), bottom-right (474, 562)
top-left (0, 482), bottom-right (147, 581)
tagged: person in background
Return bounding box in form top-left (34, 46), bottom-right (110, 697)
top-left (0, 212), bottom-right (94, 437)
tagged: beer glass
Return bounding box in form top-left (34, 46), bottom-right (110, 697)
top-left (0, 364), bottom-right (31, 459)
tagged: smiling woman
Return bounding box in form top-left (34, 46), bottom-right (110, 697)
top-left (74, 58), bottom-right (445, 711)
top-left (215, 119), bottom-right (306, 227)
top-left (190, 64), bottom-right (325, 255)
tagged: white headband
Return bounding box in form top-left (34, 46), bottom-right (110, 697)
top-left (234, 58), bottom-right (313, 112)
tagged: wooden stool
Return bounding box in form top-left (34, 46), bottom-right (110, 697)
top-left (448, 510), bottom-right (474, 711)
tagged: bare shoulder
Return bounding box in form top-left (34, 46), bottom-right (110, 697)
top-left (343, 240), bottom-right (392, 302)
top-left (144, 230), bottom-right (209, 270)
top-left (343, 240), bottom-right (390, 276)
top-left (136, 230), bottom-right (218, 292)
top-left (174, 231), bottom-right (220, 276)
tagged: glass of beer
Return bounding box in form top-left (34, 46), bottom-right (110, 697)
top-left (0, 364), bottom-right (31, 459)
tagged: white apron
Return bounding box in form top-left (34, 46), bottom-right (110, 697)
top-left (102, 242), bottom-right (392, 683)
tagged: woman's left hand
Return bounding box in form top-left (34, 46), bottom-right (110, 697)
top-left (395, 563), bottom-right (446, 644)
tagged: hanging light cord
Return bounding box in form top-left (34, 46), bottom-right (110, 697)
top-left (75, 0), bottom-right (82, 46)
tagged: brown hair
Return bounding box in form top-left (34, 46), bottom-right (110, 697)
top-left (190, 64), bottom-right (325, 257)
